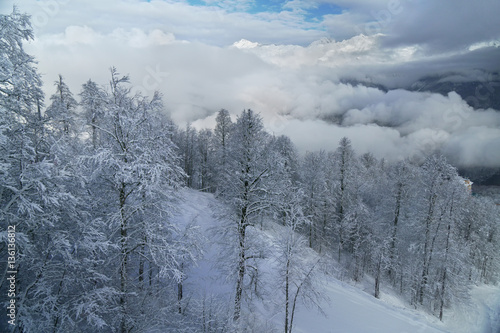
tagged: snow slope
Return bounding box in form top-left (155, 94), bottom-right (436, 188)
top-left (445, 285), bottom-right (500, 333)
top-left (173, 189), bottom-right (500, 333)
top-left (292, 280), bottom-right (448, 333)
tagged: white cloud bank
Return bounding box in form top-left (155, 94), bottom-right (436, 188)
top-left (2, 0), bottom-right (499, 168)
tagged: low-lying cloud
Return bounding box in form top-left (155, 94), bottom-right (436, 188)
top-left (24, 25), bottom-right (500, 169)
top-left (4, 0), bottom-right (499, 170)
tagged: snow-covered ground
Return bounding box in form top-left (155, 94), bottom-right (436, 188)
top-left (174, 189), bottom-right (500, 333)
top-left (292, 280), bottom-right (445, 333)
top-left (445, 284), bottom-right (500, 333)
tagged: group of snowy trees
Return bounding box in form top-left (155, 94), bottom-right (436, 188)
top-left (1, 8), bottom-right (499, 332)
top-left (178, 107), bottom-right (500, 324)
top-left (0, 10), bottom-right (197, 332)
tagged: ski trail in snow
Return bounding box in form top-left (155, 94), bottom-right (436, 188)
top-left (175, 189), bottom-right (233, 298)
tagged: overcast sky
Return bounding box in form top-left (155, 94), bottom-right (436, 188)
top-left (2, 0), bottom-right (500, 168)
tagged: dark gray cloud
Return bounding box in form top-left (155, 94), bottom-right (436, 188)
top-left (317, 0), bottom-right (500, 55)
top-left (379, 0), bottom-right (500, 54)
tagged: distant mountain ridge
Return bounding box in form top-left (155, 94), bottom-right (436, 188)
top-left (339, 71), bottom-right (500, 185)
top-left (341, 71), bottom-right (500, 111)
top-left (408, 72), bottom-right (500, 111)
top-left (408, 71), bottom-right (500, 185)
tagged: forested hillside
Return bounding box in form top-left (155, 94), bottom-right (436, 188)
top-left (1, 9), bottom-right (499, 333)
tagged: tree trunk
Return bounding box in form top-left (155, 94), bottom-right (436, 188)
top-left (440, 193), bottom-right (454, 321)
top-left (138, 239), bottom-right (145, 291)
top-left (91, 116), bottom-right (97, 150)
top-left (52, 270), bottom-right (66, 333)
top-left (149, 265), bottom-right (153, 290)
top-left (289, 285), bottom-right (301, 333)
top-left (119, 183), bottom-right (128, 333)
top-left (284, 257), bottom-right (290, 333)
top-left (178, 263), bottom-right (184, 314)
top-left (389, 183), bottom-right (402, 280)
top-left (374, 253), bottom-right (381, 299)
top-left (419, 193), bottom-right (436, 304)
top-left (233, 213), bottom-right (247, 322)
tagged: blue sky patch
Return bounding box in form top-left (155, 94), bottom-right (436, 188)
top-left (185, 0), bottom-right (343, 21)
top-left (304, 3), bottom-right (343, 21)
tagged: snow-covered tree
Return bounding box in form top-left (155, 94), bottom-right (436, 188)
top-left (330, 137), bottom-right (362, 261)
top-left (434, 180), bottom-right (470, 320)
top-left (416, 154), bottom-right (458, 305)
top-left (217, 109), bottom-right (271, 322)
top-left (274, 188), bottom-right (325, 333)
top-left (366, 159), bottom-right (418, 295)
top-left (0, 9), bottom-right (113, 332)
top-left (0, 8), bottom-right (50, 331)
top-left (80, 79), bottom-right (106, 149)
top-left (213, 108), bottom-right (233, 193)
top-left (196, 128), bottom-right (216, 192)
top-left (467, 196), bottom-right (500, 285)
top-left (178, 123), bottom-right (198, 188)
top-left (81, 68), bottom-right (186, 332)
top-left (300, 151), bottom-right (328, 250)
top-left (45, 74), bottom-right (78, 136)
